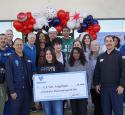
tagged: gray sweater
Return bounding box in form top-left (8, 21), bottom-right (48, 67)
top-left (65, 61), bottom-right (90, 92)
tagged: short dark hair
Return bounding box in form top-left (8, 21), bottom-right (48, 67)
top-left (62, 26), bottom-right (70, 31)
top-left (104, 35), bottom-right (114, 42)
top-left (69, 47), bottom-right (86, 66)
top-left (13, 38), bottom-right (23, 44)
top-left (0, 33), bottom-right (5, 36)
top-left (52, 38), bottom-right (62, 46)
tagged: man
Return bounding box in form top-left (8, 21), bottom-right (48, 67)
top-left (5, 29), bottom-right (14, 48)
top-left (62, 27), bottom-right (74, 61)
top-left (94, 35), bottom-right (125, 115)
top-left (46, 27), bottom-right (58, 47)
top-left (6, 38), bottom-right (32, 115)
top-left (23, 32), bottom-right (36, 72)
top-left (0, 34), bottom-right (8, 115)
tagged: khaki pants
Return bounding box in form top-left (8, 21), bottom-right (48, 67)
top-left (0, 84), bottom-right (7, 115)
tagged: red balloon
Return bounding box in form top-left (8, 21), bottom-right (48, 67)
top-left (55, 25), bottom-right (62, 33)
top-left (88, 26), bottom-right (93, 31)
top-left (17, 12), bottom-right (27, 22)
top-left (93, 24), bottom-right (100, 32)
top-left (23, 29), bottom-right (31, 35)
top-left (91, 34), bottom-right (97, 40)
top-left (57, 10), bottom-right (66, 20)
top-left (29, 18), bottom-right (36, 25)
top-left (61, 20), bottom-right (67, 27)
top-left (26, 12), bottom-right (32, 19)
top-left (13, 20), bottom-right (23, 31)
top-left (27, 25), bottom-right (33, 30)
top-left (23, 20), bottom-right (30, 25)
top-left (65, 12), bottom-right (70, 21)
top-left (85, 29), bottom-right (90, 33)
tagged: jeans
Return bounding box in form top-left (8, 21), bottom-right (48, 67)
top-left (43, 100), bottom-right (63, 115)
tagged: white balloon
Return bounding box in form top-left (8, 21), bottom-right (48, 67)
top-left (45, 7), bottom-right (57, 19)
top-left (67, 20), bottom-right (76, 29)
top-left (33, 16), bottom-right (48, 30)
top-left (75, 22), bottom-right (80, 28)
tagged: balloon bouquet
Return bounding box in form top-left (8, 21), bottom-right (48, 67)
top-left (13, 12), bottom-right (36, 35)
top-left (77, 15), bottom-right (100, 40)
top-left (13, 7), bottom-right (101, 40)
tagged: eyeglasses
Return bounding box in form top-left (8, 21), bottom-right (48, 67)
top-left (14, 44), bottom-right (23, 46)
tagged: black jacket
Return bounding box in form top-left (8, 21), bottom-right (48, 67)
top-left (93, 49), bottom-right (125, 87)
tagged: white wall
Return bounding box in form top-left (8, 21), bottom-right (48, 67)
top-left (0, 0), bottom-right (125, 20)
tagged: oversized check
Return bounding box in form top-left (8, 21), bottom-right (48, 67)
top-left (33, 71), bottom-right (88, 102)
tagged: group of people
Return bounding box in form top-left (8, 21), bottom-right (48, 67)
top-left (0, 26), bottom-right (125, 115)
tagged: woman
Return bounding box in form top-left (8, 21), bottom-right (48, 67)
top-left (73, 39), bottom-right (83, 49)
top-left (66, 47), bottom-right (89, 115)
top-left (52, 38), bottom-right (66, 66)
top-left (37, 47), bottom-right (64, 115)
top-left (113, 36), bottom-right (121, 50)
top-left (36, 32), bottom-right (49, 67)
top-left (88, 40), bottom-right (102, 115)
top-left (80, 34), bottom-right (92, 54)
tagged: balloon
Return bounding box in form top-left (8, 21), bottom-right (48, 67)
top-left (65, 12), bottom-right (70, 21)
top-left (81, 23), bottom-right (88, 29)
top-left (26, 12), bottom-right (32, 19)
top-left (85, 29), bottom-right (90, 33)
top-left (27, 25), bottom-right (33, 30)
top-left (48, 19), bottom-right (53, 27)
top-left (87, 26), bottom-right (93, 31)
top-left (77, 28), bottom-right (83, 33)
top-left (13, 20), bottom-right (23, 31)
top-left (91, 34), bottom-right (97, 40)
top-left (93, 24), bottom-right (100, 32)
top-left (67, 20), bottom-right (76, 29)
top-left (29, 18), bottom-right (36, 25)
top-left (57, 10), bottom-right (66, 19)
top-left (55, 25), bottom-right (62, 33)
top-left (23, 29), bottom-right (31, 35)
top-left (61, 20), bottom-right (67, 27)
top-left (17, 12), bottom-right (27, 22)
top-left (53, 17), bottom-right (61, 26)
top-left (75, 22), bottom-right (80, 28)
top-left (93, 19), bottom-right (99, 25)
top-left (45, 7), bottom-right (57, 19)
top-left (86, 15), bottom-right (93, 21)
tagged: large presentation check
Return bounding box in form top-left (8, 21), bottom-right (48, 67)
top-left (33, 71), bottom-right (88, 102)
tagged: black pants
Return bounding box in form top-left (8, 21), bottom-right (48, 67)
top-left (90, 88), bottom-right (102, 115)
top-left (70, 99), bottom-right (87, 115)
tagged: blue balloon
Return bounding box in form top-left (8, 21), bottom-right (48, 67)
top-left (93, 19), bottom-right (99, 24)
top-left (86, 15), bottom-right (93, 21)
top-left (53, 18), bottom-right (61, 26)
top-left (77, 28), bottom-right (83, 33)
top-left (81, 23), bottom-right (88, 29)
top-left (48, 19), bottom-right (53, 27)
